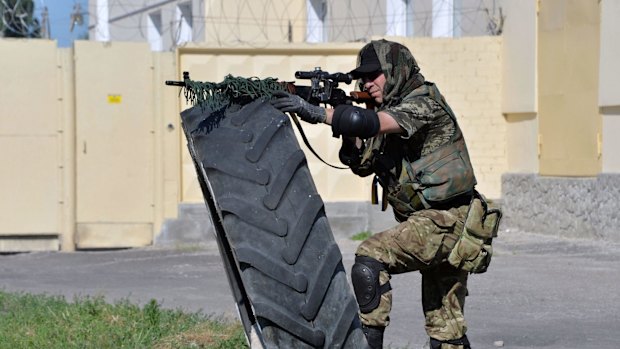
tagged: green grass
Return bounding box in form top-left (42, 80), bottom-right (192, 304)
top-left (0, 290), bottom-right (248, 349)
top-left (173, 242), bottom-right (206, 253)
top-left (351, 231), bottom-right (373, 241)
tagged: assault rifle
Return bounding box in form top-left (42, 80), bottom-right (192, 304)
top-left (166, 68), bottom-right (374, 170)
top-left (165, 68), bottom-right (375, 108)
top-left (283, 67), bottom-right (376, 108)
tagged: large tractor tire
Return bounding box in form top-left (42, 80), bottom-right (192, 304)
top-left (180, 99), bottom-right (368, 349)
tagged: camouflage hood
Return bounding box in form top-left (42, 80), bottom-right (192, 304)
top-left (356, 39), bottom-right (425, 108)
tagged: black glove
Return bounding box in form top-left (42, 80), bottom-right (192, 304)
top-left (339, 137), bottom-right (363, 168)
top-left (271, 91), bottom-right (327, 124)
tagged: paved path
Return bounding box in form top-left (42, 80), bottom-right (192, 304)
top-left (1, 230), bottom-right (620, 349)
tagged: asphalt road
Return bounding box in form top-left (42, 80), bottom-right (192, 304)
top-left (1, 229), bottom-right (619, 349)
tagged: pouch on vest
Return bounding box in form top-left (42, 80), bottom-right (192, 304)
top-left (386, 139), bottom-right (475, 220)
top-left (388, 83), bottom-right (476, 217)
top-left (370, 83), bottom-right (477, 218)
top-left (404, 136), bottom-right (476, 208)
top-left (448, 192), bottom-right (502, 273)
top-left (387, 142), bottom-right (476, 221)
top-left (386, 180), bottom-right (425, 222)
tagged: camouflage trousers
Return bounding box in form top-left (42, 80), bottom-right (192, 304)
top-left (356, 204), bottom-right (470, 348)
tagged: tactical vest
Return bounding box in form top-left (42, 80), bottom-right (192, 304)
top-left (370, 82), bottom-right (477, 221)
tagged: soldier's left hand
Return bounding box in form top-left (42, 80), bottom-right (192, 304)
top-left (271, 91), bottom-right (327, 124)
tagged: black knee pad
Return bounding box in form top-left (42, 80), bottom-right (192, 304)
top-left (351, 256), bottom-right (391, 313)
top-left (430, 335), bottom-right (471, 349)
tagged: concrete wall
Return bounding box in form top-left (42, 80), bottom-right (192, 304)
top-left (502, 174), bottom-right (620, 242)
top-left (499, 0), bottom-right (540, 175)
top-left (500, 0), bottom-right (620, 241)
top-left (599, 0), bottom-right (620, 173)
top-left (538, 0), bottom-right (601, 176)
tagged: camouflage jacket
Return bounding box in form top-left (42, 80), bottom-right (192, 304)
top-left (345, 40), bottom-right (477, 220)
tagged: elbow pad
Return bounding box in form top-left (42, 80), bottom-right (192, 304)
top-left (331, 105), bottom-right (380, 139)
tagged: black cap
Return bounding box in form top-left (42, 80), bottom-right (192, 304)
top-left (349, 45), bottom-right (381, 79)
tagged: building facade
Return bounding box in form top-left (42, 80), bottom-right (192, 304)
top-left (89, 0), bottom-right (205, 51)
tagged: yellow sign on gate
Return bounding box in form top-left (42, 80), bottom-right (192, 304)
top-left (107, 94), bottom-right (122, 104)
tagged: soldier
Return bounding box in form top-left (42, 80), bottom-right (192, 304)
top-left (271, 39), bottom-right (499, 349)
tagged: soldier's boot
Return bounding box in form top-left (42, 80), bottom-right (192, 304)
top-left (429, 335), bottom-right (471, 349)
top-left (362, 324), bottom-right (385, 349)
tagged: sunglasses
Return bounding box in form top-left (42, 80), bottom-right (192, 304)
top-left (360, 70), bottom-right (383, 82)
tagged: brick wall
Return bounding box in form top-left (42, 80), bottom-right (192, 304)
top-left (399, 37), bottom-right (506, 199)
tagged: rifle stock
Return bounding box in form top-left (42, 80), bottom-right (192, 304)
top-left (349, 90), bottom-right (376, 109)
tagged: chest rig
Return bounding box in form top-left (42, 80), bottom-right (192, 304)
top-left (367, 83), bottom-right (477, 221)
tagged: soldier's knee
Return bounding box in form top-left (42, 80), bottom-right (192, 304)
top-left (351, 255), bottom-right (391, 313)
top-left (354, 236), bottom-right (375, 256)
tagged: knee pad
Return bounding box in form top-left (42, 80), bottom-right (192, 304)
top-left (351, 256), bottom-right (391, 313)
top-left (429, 335), bottom-right (471, 349)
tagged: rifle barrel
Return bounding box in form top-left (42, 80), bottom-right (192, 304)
top-left (165, 80), bottom-right (186, 87)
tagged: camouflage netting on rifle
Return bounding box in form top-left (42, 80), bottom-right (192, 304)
top-left (179, 74), bottom-right (286, 133)
top-left (182, 74), bottom-right (285, 110)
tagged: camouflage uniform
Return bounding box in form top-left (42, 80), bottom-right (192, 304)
top-left (347, 40), bottom-right (478, 349)
top-left (356, 207), bottom-right (469, 345)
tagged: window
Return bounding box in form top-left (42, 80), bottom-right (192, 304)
top-left (387, 0), bottom-right (414, 37)
top-left (95, 0), bottom-right (110, 41)
top-left (432, 0), bottom-right (460, 38)
top-left (406, 0), bottom-right (415, 36)
top-left (307, 0), bottom-right (327, 43)
top-left (175, 2), bottom-right (193, 45)
top-left (147, 11), bottom-right (163, 51)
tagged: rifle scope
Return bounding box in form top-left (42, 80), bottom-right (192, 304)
top-left (295, 69), bottom-right (353, 84)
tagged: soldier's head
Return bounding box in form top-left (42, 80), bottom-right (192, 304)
top-left (350, 39), bottom-right (425, 106)
top-left (350, 44), bottom-right (386, 103)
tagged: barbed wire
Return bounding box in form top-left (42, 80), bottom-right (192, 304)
top-left (1, 0), bottom-right (41, 37)
top-left (18, 0), bottom-right (503, 47)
